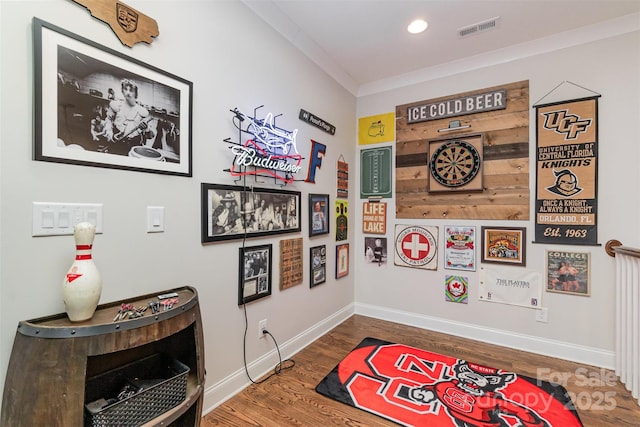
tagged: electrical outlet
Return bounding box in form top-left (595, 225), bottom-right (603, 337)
top-left (536, 307), bottom-right (549, 323)
top-left (258, 319), bottom-right (268, 339)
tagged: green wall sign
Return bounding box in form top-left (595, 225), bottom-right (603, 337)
top-left (360, 146), bottom-right (392, 199)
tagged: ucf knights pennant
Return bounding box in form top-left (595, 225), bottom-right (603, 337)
top-left (535, 97), bottom-right (599, 245)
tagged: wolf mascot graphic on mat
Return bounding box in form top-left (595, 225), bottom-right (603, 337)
top-left (409, 360), bottom-right (551, 427)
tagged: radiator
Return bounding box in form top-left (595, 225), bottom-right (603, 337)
top-left (615, 246), bottom-right (640, 406)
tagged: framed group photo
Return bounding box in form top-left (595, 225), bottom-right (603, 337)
top-left (238, 244), bottom-right (272, 305)
top-left (33, 18), bottom-right (193, 176)
top-left (481, 226), bottom-right (526, 266)
top-left (309, 193), bottom-right (330, 237)
top-left (201, 183), bottom-right (301, 243)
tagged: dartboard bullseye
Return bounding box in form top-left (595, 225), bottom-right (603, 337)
top-left (429, 140), bottom-right (481, 188)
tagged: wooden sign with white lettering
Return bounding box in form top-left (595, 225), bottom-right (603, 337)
top-left (72, 0), bottom-right (159, 47)
top-left (396, 80), bottom-right (530, 220)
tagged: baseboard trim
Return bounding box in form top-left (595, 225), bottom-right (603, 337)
top-left (354, 302), bottom-right (615, 369)
top-left (201, 301), bottom-right (615, 417)
top-left (201, 303), bottom-right (355, 415)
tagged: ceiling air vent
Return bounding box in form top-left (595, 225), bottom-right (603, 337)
top-left (458, 16), bottom-right (500, 38)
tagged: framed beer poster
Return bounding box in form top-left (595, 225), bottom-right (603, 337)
top-left (481, 226), bottom-right (526, 266)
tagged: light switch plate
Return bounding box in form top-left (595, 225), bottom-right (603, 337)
top-left (147, 206), bottom-right (165, 233)
top-left (33, 202), bottom-right (103, 236)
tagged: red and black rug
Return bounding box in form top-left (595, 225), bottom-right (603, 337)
top-left (316, 337), bottom-right (583, 426)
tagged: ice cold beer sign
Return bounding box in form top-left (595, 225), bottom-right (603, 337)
top-left (407, 89), bottom-right (507, 124)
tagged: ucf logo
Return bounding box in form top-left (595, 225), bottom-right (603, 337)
top-left (116, 3), bottom-right (138, 33)
top-left (542, 109), bottom-right (592, 140)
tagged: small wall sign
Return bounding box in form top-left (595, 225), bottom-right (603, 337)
top-left (299, 109), bottom-right (336, 135)
top-left (72, 0), bottom-right (159, 47)
top-left (407, 89), bottom-right (507, 124)
top-left (337, 158), bottom-right (349, 199)
top-left (362, 201), bottom-right (386, 235)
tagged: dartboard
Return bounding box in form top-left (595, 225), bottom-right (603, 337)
top-left (429, 140), bottom-right (481, 188)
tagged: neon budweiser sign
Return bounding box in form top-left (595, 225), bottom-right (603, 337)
top-left (227, 107), bottom-right (302, 184)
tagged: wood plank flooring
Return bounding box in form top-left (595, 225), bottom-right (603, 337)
top-left (202, 315), bottom-right (640, 426)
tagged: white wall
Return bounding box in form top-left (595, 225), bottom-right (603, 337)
top-left (354, 30), bottom-right (640, 367)
top-left (2, 0), bottom-right (639, 418)
top-left (0, 0), bottom-right (355, 413)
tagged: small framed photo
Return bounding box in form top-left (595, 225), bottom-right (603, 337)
top-left (444, 226), bottom-right (476, 271)
top-left (310, 245), bottom-right (327, 288)
top-left (336, 243), bottom-right (350, 279)
top-left (364, 236), bottom-right (387, 267)
top-left (33, 18), bottom-right (192, 176)
top-left (238, 244), bottom-right (272, 305)
top-left (546, 250), bottom-right (590, 296)
top-left (309, 194), bottom-right (330, 237)
top-left (202, 183), bottom-right (301, 243)
top-left (481, 226), bottom-right (526, 266)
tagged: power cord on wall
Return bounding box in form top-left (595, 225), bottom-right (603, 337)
top-left (239, 179), bottom-right (295, 384)
top-left (241, 301), bottom-right (295, 384)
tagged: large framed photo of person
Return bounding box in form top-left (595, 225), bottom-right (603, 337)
top-left (33, 18), bottom-right (193, 176)
top-left (308, 193), bottom-right (330, 237)
top-left (238, 244), bottom-right (272, 305)
top-left (201, 183), bottom-right (301, 243)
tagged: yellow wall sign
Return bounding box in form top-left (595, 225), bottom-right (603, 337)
top-left (358, 112), bottom-right (395, 145)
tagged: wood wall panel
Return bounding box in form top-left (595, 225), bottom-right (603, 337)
top-left (395, 80), bottom-right (530, 220)
top-left (396, 127), bottom-right (529, 157)
top-left (396, 173), bottom-right (529, 196)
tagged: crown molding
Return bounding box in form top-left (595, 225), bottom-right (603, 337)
top-left (241, 0), bottom-right (360, 96)
top-left (358, 12), bottom-right (640, 97)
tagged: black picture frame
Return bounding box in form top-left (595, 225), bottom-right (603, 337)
top-left (33, 18), bottom-right (193, 176)
top-left (310, 245), bottom-right (327, 288)
top-left (238, 244), bottom-right (272, 305)
top-left (201, 183), bottom-right (301, 243)
top-left (309, 193), bottom-right (330, 237)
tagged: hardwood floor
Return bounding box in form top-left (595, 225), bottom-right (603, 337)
top-left (202, 315), bottom-right (640, 426)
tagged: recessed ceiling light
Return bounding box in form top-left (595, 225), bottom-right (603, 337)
top-left (408, 19), bottom-right (428, 34)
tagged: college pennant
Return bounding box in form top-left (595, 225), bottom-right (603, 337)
top-left (534, 97), bottom-right (599, 245)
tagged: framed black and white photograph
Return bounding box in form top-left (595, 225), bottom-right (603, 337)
top-left (201, 183), bottom-right (301, 243)
top-left (309, 193), bottom-right (330, 237)
top-left (310, 245), bottom-right (327, 288)
top-left (238, 244), bottom-right (272, 305)
top-left (364, 236), bottom-right (387, 267)
top-left (33, 18), bottom-right (193, 176)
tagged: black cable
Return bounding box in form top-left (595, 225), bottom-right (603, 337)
top-left (240, 199), bottom-right (296, 384)
top-left (242, 315), bottom-right (296, 384)
top-left (235, 123), bottom-right (295, 384)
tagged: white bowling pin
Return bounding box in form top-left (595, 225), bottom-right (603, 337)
top-left (62, 222), bottom-right (102, 322)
